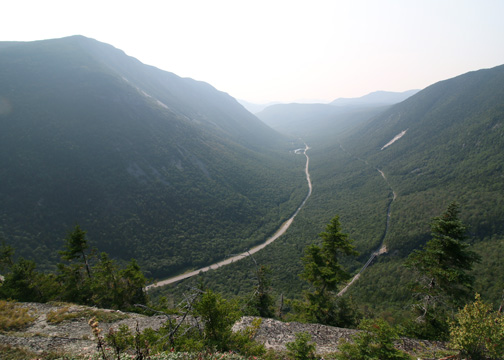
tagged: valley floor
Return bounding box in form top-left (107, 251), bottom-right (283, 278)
top-left (147, 144), bottom-right (313, 290)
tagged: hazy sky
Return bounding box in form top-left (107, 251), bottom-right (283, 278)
top-left (2, 0), bottom-right (504, 103)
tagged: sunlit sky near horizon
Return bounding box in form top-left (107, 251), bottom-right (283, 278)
top-left (2, 0), bottom-right (504, 104)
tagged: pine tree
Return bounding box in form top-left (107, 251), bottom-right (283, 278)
top-left (301, 215), bottom-right (358, 292)
top-left (0, 241), bottom-right (57, 302)
top-left (59, 224), bottom-right (92, 278)
top-left (119, 258), bottom-right (148, 308)
top-left (0, 239), bottom-right (14, 271)
top-left (57, 225), bottom-right (95, 303)
top-left (193, 289), bottom-right (240, 350)
top-left (336, 319), bottom-right (411, 360)
top-left (299, 215), bottom-right (358, 325)
top-left (246, 264), bottom-right (275, 318)
top-left (405, 202), bottom-right (481, 339)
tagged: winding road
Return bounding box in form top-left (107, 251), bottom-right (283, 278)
top-left (146, 143), bottom-right (312, 290)
top-left (337, 166), bottom-right (396, 296)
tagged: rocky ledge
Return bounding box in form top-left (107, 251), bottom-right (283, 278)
top-left (233, 316), bottom-right (447, 355)
top-left (1, 302), bottom-right (166, 357)
top-left (2, 302), bottom-right (448, 358)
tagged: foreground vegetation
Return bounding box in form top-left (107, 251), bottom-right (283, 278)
top-left (1, 206), bottom-right (503, 359)
top-left (0, 225), bottom-right (147, 310)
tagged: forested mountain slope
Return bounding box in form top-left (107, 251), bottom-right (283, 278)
top-left (0, 36), bottom-right (307, 278)
top-left (339, 65), bottom-right (504, 307)
top-left (342, 64), bottom-right (504, 253)
top-left (157, 64), bottom-right (504, 311)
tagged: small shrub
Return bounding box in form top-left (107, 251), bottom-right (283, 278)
top-left (106, 323), bottom-right (134, 359)
top-left (286, 332), bottom-right (317, 360)
top-left (193, 290), bottom-right (240, 351)
top-left (450, 293), bottom-right (504, 360)
top-left (0, 300), bottom-right (35, 331)
top-left (335, 319), bottom-right (411, 360)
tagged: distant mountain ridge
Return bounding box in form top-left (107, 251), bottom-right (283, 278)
top-left (255, 90), bottom-right (419, 137)
top-left (0, 36), bottom-right (305, 277)
top-left (237, 100), bottom-right (282, 114)
top-left (330, 89), bottom-right (420, 106)
top-left (240, 90), bottom-right (419, 115)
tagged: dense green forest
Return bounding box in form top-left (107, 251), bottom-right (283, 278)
top-left (0, 36), bottom-right (307, 279)
top-left (0, 225), bottom-right (147, 309)
top-left (151, 65), bottom-right (504, 318)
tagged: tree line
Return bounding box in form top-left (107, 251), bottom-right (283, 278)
top-left (0, 225), bottom-right (147, 310)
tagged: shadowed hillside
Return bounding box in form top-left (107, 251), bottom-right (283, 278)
top-left (0, 36), bottom-right (307, 278)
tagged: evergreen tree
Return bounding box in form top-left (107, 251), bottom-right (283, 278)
top-left (333, 296), bottom-right (362, 328)
top-left (0, 241), bottom-right (57, 302)
top-left (57, 260), bottom-right (92, 304)
top-left (286, 332), bottom-right (317, 360)
top-left (59, 225), bottom-right (92, 278)
top-left (246, 264), bottom-right (275, 318)
top-left (57, 226), bottom-right (147, 309)
top-left (301, 215), bottom-right (358, 293)
top-left (90, 252), bottom-right (120, 308)
top-left (336, 319), bottom-right (412, 360)
top-left (0, 239), bottom-right (14, 271)
top-left (1, 258), bottom-right (44, 301)
top-left (0, 226), bottom-right (147, 309)
top-left (299, 215), bottom-right (358, 325)
top-left (119, 258), bottom-right (148, 307)
top-left (405, 202), bottom-right (481, 339)
top-left (57, 225), bottom-right (95, 304)
top-left (193, 289), bottom-right (240, 350)
top-left (79, 253), bottom-right (147, 309)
